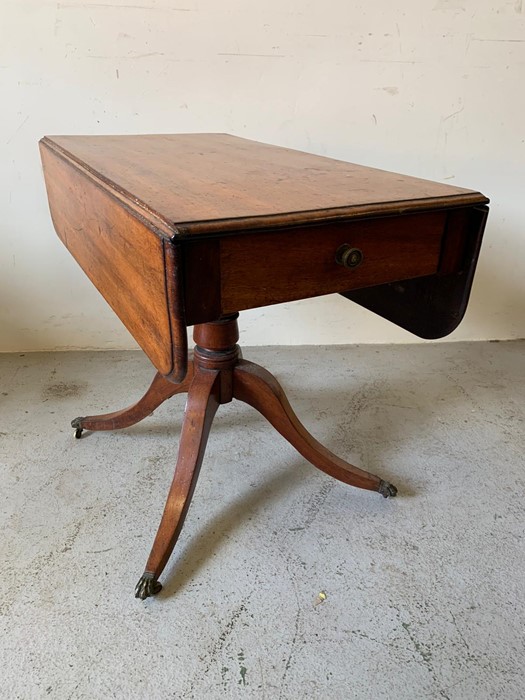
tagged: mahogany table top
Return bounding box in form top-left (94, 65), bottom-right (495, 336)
top-left (41, 133), bottom-right (488, 238)
top-left (40, 133), bottom-right (489, 383)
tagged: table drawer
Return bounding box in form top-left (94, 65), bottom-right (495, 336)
top-left (219, 211), bottom-right (446, 314)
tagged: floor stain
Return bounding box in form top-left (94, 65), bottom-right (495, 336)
top-left (302, 480), bottom-right (335, 529)
top-left (42, 382), bottom-right (88, 400)
top-left (220, 665), bottom-right (229, 691)
top-left (187, 603), bottom-right (249, 695)
top-left (402, 621), bottom-right (432, 665)
top-left (61, 519), bottom-right (83, 553)
top-left (238, 650), bottom-right (247, 686)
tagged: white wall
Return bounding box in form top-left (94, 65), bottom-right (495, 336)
top-left (2, 0), bottom-right (524, 351)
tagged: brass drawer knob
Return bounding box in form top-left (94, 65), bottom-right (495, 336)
top-left (335, 244), bottom-right (364, 269)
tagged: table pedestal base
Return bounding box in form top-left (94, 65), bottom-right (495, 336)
top-left (71, 314), bottom-right (397, 599)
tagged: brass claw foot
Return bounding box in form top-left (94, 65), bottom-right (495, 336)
top-left (135, 572), bottom-right (163, 600)
top-left (378, 480), bottom-right (398, 498)
top-left (71, 417), bottom-right (85, 439)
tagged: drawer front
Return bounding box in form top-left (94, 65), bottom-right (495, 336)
top-left (220, 211), bottom-right (446, 314)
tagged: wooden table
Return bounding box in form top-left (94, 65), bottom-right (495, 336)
top-left (40, 134), bottom-right (489, 599)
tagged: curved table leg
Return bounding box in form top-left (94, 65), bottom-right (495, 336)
top-left (135, 368), bottom-right (221, 600)
top-left (233, 360), bottom-right (397, 498)
top-left (71, 362), bottom-right (194, 437)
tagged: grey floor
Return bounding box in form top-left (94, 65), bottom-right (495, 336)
top-left (1, 342), bottom-right (524, 700)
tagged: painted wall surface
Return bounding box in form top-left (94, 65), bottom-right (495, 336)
top-left (1, 0), bottom-right (524, 351)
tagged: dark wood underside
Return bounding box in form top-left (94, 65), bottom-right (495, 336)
top-left (342, 205), bottom-right (489, 338)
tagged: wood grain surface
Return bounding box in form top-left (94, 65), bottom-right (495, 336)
top-left (40, 139), bottom-right (187, 381)
top-left (220, 211), bottom-right (446, 313)
top-left (41, 134), bottom-right (488, 237)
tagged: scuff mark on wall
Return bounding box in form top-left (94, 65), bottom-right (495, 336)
top-left (433, 0), bottom-right (467, 11)
top-left (443, 106), bottom-right (464, 121)
top-left (473, 36), bottom-right (525, 42)
top-left (6, 115), bottom-right (29, 145)
top-left (57, 3), bottom-right (194, 10)
top-left (380, 86), bottom-right (399, 96)
top-left (217, 53), bottom-right (286, 58)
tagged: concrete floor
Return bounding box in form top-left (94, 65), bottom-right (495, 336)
top-left (1, 342), bottom-right (524, 700)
